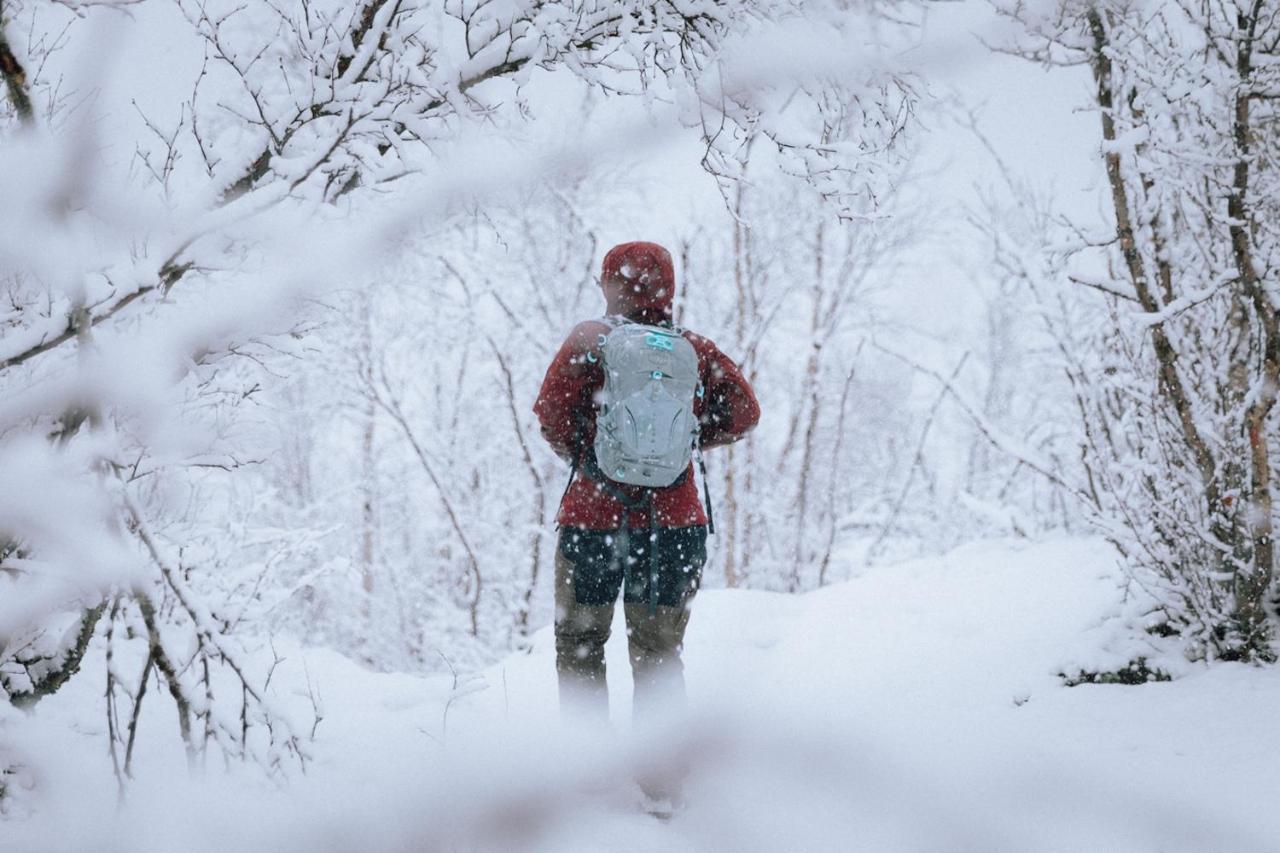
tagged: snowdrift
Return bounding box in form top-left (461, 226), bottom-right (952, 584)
top-left (5, 537), bottom-right (1279, 853)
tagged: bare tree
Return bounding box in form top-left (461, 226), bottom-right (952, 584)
top-left (989, 0), bottom-right (1280, 660)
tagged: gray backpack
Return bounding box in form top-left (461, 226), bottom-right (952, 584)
top-left (592, 319), bottom-right (701, 488)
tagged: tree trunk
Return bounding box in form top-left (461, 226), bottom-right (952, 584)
top-left (789, 220), bottom-right (825, 592)
top-left (1226, 5), bottom-right (1275, 651)
top-left (359, 296), bottom-right (378, 611)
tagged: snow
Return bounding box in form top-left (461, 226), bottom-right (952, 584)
top-left (6, 537), bottom-right (1278, 852)
top-left (4, 0), bottom-right (1279, 845)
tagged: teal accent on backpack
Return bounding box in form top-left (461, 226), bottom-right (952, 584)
top-left (645, 332), bottom-right (675, 351)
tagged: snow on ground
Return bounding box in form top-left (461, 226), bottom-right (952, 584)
top-left (6, 537), bottom-right (1280, 853)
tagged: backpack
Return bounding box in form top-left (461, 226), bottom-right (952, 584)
top-left (592, 318), bottom-right (701, 488)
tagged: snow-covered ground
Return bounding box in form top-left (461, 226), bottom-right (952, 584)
top-left (7, 538), bottom-right (1279, 853)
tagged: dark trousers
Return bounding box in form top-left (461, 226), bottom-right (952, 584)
top-left (553, 526), bottom-right (707, 721)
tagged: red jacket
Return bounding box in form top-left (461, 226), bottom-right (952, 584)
top-left (533, 242), bottom-right (760, 530)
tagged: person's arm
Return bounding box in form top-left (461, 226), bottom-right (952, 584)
top-left (694, 338), bottom-right (760, 449)
top-left (533, 322), bottom-right (605, 463)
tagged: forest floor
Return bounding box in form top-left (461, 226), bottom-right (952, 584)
top-left (7, 537), bottom-right (1280, 853)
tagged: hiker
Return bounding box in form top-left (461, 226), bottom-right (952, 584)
top-left (533, 241), bottom-right (760, 723)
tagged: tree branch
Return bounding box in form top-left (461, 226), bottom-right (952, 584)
top-left (8, 601), bottom-right (107, 710)
top-left (0, 24), bottom-right (35, 125)
top-left (0, 259), bottom-right (192, 373)
top-left (872, 341), bottom-right (1089, 502)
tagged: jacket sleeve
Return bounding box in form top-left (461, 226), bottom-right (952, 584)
top-left (695, 337), bottom-right (761, 449)
top-left (533, 322), bottom-right (605, 463)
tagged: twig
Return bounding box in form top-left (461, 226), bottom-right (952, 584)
top-left (867, 351), bottom-right (970, 562)
top-left (872, 341), bottom-right (1089, 503)
top-left (369, 368), bottom-right (484, 637)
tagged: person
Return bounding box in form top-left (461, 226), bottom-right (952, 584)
top-left (533, 241), bottom-right (760, 726)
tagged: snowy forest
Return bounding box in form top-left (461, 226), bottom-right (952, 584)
top-left (2, 0), bottom-right (1279, 850)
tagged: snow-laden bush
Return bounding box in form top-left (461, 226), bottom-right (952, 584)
top-left (990, 0), bottom-right (1280, 661)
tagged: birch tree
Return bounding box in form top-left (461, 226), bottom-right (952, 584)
top-left (993, 0), bottom-right (1280, 661)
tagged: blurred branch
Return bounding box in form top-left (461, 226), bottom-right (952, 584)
top-left (0, 23), bottom-right (34, 125)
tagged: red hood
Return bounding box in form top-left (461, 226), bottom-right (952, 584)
top-left (600, 241), bottom-right (675, 325)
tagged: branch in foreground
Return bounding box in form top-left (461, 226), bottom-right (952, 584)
top-left (120, 487), bottom-right (308, 772)
top-left (0, 260), bottom-right (192, 373)
top-left (7, 601), bottom-right (107, 710)
top-left (0, 26), bottom-right (34, 125)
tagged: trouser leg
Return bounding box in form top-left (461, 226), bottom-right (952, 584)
top-left (554, 546), bottom-right (614, 721)
top-left (622, 525), bottom-right (706, 720)
top-left (625, 599), bottom-right (694, 802)
top-left (623, 601), bottom-right (694, 718)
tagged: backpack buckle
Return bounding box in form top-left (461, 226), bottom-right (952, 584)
top-left (644, 332), bottom-right (675, 351)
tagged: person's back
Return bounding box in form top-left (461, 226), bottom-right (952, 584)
top-left (533, 241), bottom-right (760, 733)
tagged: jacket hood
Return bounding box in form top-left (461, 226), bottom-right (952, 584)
top-left (600, 241), bottom-right (675, 326)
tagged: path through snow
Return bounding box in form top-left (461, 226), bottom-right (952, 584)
top-left (7, 538), bottom-right (1279, 853)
